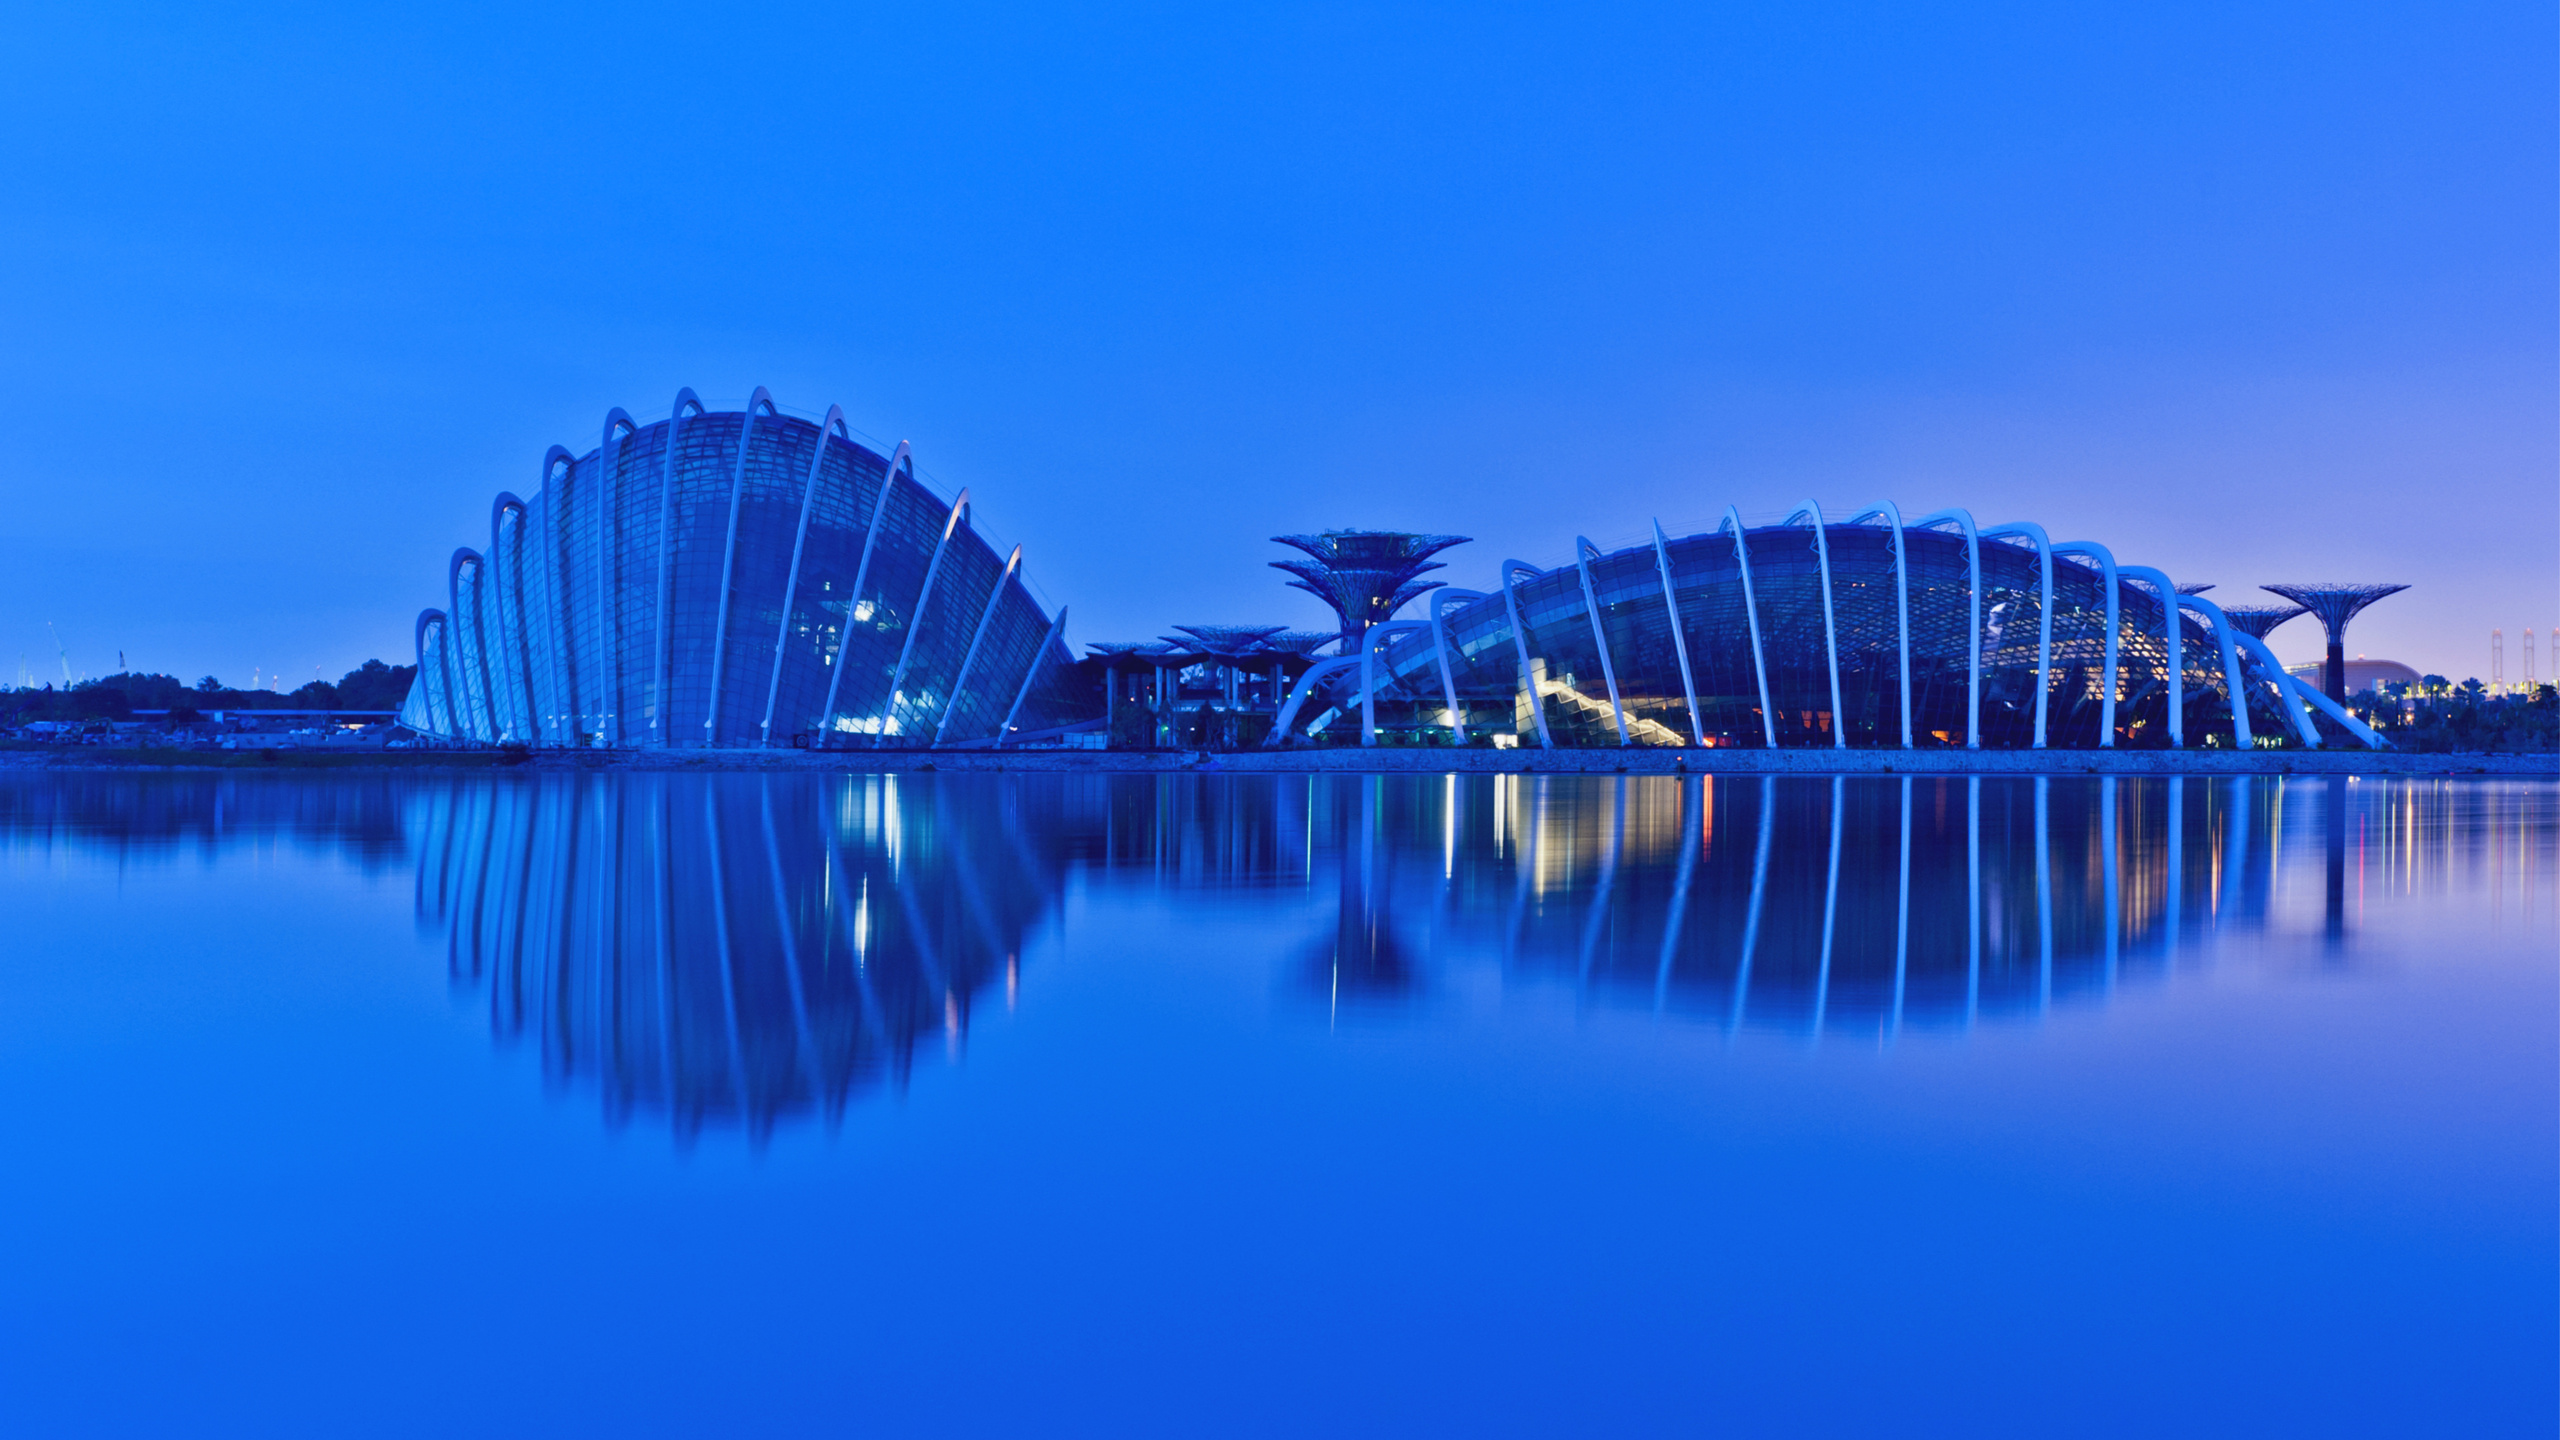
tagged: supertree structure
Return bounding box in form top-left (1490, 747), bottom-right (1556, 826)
top-left (2217, 603), bottom-right (2308, 640)
top-left (2262, 584), bottom-right (2410, 702)
top-left (1270, 531), bottom-right (1472, 650)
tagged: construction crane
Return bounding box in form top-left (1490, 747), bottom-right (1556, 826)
top-left (47, 623), bottom-right (71, 686)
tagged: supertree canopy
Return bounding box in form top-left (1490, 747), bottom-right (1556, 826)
top-left (2261, 583), bottom-right (2410, 701)
top-left (1270, 530), bottom-right (1472, 650)
top-left (2217, 603), bottom-right (2308, 640)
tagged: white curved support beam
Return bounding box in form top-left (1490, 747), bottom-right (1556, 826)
top-left (815, 441), bottom-right (912, 745)
top-left (1357, 621), bottom-right (1426, 747)
top-left (1430, 588), bottom-right (1489, 744)
top-left (597, 410), bottom-right (638, 745)
top-left (649, 388), bottom-right (706, 745)
top-left (1913, 509), bottom-right (1982, 748)
top-left (1783, 501), bottom-right (1848, 749)
top-left (2230, 631), bottom-right (2324, 748)
top-left (2118, 565), bottom-right (2185, 748)
top-left (1650, 521), bottom-right (1705, 747)
top-left (934, 545), bottom-right (1023, 746)
top-left (1269, 656), bottom-right (1363, 744)
top-left (1845, 503), bottom-right (1914, 748)
top-left (1721, 507), bottom-right (1780, 749)
top-left (538, 446), bottom-right (577, 745)
top-left (1980, 522), bottom-right (2055, 748)
top-left (876, 487), bottom-right (971, 744)
top-left (760, 406), bottom-right (849, 747)
top-left (994, 608), bottom-right (1066, 748)
top-left (703, 387), bottom-right (777, 744)
top-left (412, 609), bottom-right (453, 737)
top-left (2052, 541), bottom-right (2122, 747)
top-left (449, 547), bottom-right (497, 743)
top-left (1498, 562), bottom-right (1556, 750)
top-left (489, 492), bottom-right (538, 742)
top-left (2174, 593), bottom-right (2254, 749)
top-left (1574, 537), bottom-right (1631, 746)
top-left (2284, 665), bottom-right (2389, 749)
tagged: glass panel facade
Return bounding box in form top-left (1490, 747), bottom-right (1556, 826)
top-left (1343, 520), bottom-right (2291, 751)
top-left (403, 402), bottom-right (1089, 748)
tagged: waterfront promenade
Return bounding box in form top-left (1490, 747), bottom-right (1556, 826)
top-left (3, 743), bottom-right (2549, 778)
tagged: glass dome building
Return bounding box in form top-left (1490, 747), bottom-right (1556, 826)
top-left (398, 387), bottom-right (1094, 748)
top-left (1272, 503), bottom-right (2387, 751)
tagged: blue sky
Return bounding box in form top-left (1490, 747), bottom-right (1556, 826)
top-left (0, 1), bottom-right (2549, 688)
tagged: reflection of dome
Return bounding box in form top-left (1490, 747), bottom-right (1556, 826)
top-left (411, 774), bottom-right (1070, 1139)
top-left (398, 389), bottom-right (1096, 749)
top-left (391, 768), bottom-right (2321, 1130)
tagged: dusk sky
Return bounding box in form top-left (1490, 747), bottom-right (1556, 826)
top-left (2, 1), bottom-right (2549, 691)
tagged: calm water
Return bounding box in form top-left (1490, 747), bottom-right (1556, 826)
top-left (0, 771), bottom-right (2550, 1437)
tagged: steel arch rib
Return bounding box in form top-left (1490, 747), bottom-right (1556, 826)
top-left (877, 488), bottom-right (971, 743)
top-left (1846, 504), bottom-right (1913, 748)
top-left (1913, 509), bottom-right (1982, 748)
top-left (598, 409), bottom-right (638, 745)
top-left (2052, 541), bottom-right (2122, 747)
top-left (2174, 594), bottom-right (2254, 748)
top-left (1499, 561), bottom-right (1556, 750)
top-left (490, 493), bottom-right (537, 741)
top-left (703, 386), bottom-right (775, 745)
top-left (1650, 521), bottom-right (1705, 747)
top-left (412, 609), bottom-right (451, 737)
top-left (761, 405), bottom-right (848, 747)
top-left (994, 608), bottom-right (1066, 748)
top-left (934, 545), bottom-right (1022, 746)
top-left (538, 447), bottom-right (576, 745)
top-left (2230, 631), bottom-right (2324, 748)
top-left (649, 389), bottom-right (705, 744)
top-left (1357, 621), bottom-right (1425, 747)
top-left (1721, 508), bottom-right (1778, 748)
top-left (2118, 565), bottom-right (2185, 747)
top-left (1574, 538), bottom-right (1631, 745)
top-left (1782, 502), bottom-right (1848, 749)
top-left (449, 547), bottom-right (497, 742)
top-left (1980, 522), bottom-right (2055, 748)
top-left (1270, 656), bottom-right (1363, 743)
top-left (1429, 588), bottom-right (1488, 744)
top-left (816, 441), bottom-right (911, 744)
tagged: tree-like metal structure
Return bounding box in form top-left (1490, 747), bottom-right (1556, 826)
top-left (2262, 583), bottom-right (2410, 701)
top-left (2218, 603), bottom-right (2308, 640)
top-left (1270, 531), bottom-right (1472, 651)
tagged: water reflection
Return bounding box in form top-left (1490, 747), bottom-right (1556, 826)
top-left (2, 769), bottom-right (2548, 1139)
top-left (411, 775), bottom-right (1069, 1139)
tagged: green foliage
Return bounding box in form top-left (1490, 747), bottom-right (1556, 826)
top-left (2355, 680), bottom-right (2557, 753)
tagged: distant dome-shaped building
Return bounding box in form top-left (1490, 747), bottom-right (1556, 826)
top-left (1273, 504), bottom-right (2389, 751)
top-left (398, 388), bottom-right (1095, 748)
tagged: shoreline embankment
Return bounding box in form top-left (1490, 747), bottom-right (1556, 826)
top-left (2, 744), bottom-right (2551, 778)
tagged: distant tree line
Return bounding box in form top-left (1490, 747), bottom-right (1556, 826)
top-left (1, 660), bottom-right (415, 724)
top-left (2349, 677), bottom-right (2557, 754)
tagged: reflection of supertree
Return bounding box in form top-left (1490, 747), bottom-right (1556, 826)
top-left (411, 773), bottom-right (1074, 1140)
top-left (1294, 778), bottom-right (1423, 1011)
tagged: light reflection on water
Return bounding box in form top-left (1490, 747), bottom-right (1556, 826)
top-left (16, 770), bottom-right (2539, 1135)
top-left (0, 769), bottom-right (2550, 1437)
